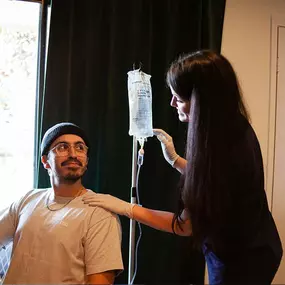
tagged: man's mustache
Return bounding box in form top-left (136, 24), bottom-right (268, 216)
top-left (61, 159), bottom-right (82, 166)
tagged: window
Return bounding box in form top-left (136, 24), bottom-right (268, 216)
top-left (0, 0), bottom-right (40, 210)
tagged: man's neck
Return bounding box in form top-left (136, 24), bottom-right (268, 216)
top-left (51, 181), bottom-right (86, 197)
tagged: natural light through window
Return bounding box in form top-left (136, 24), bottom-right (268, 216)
top-left (0, 0), bottom-right (40, 210)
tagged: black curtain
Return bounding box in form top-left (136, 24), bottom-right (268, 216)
top-left (35, 0), bottom-right (226, 283)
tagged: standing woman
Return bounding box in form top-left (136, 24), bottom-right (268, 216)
top-left (83, 50), bottom-right (282, 284)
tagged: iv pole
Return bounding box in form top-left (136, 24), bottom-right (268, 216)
top-left (128, 62), bottom-right (145, 283)
top-left (128, 136), bottom-right (138, 284)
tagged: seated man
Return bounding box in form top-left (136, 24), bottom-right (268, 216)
top-left (0, 122), bottom-right (123, 284)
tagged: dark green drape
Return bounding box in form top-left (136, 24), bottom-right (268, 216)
top-left (35, 0), bottom-right (226, 283)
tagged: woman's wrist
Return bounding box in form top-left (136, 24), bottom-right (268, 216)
top-left (173, 156), bottom-right (187, 174)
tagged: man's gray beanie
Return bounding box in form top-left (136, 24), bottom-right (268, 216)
top-left (40, 122), bottom-right (90, 156)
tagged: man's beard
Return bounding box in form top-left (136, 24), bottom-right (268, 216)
top-left (58, 168), bottom-right (86, 184)
top-left (62, 173), bottom-right (83, 182)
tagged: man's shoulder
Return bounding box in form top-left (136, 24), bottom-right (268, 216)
top-left (6, 188), bottom-right (50, 215)
top-left (83, 190), bottom-right (113, 214)
top-left (18, 188), bottom-right (50, 205)
top-left (23, 188), bottom-right (50, 199)
top-left (72, 190), bottom-right (121, 226)
top-left (31, 187), bottom-right (50, 194)
top-left (83, 192), bottom-right (120, 226)
top-left (88, 204), bottom-right (119, 221)
top-left (87, 206), bottom-right (122, 235)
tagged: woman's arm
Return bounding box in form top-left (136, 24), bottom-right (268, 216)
top-left (83, 193), bottom-right (191, 236)
top-left (132, 205), bottom-right (191, 236)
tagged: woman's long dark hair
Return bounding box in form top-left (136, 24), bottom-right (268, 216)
top-left (168, 50), bottom-right (249, 249)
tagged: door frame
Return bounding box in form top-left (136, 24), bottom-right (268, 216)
top-left (266, 13), bottom-right (285, 209)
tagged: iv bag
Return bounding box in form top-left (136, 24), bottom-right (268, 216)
top-left (127, 69), bottom-right (153, 140)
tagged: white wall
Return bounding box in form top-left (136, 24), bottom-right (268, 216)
top-left (222, 1), bottom-right (285, 282)
top-left (221, 0), bottom-right (285, 196)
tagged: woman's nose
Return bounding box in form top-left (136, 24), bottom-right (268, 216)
top-left (170, 95), bottom-right (177, 107)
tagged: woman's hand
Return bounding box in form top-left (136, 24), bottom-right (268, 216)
top-left (153, 128), bottom-right (180, 166)
top-left (82, 193), bottom-right (135, 218)
top-left (153, 128), bottom-right (187, 174)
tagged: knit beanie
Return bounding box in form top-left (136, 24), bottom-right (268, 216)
top-left (40, 122), bottom-right (90, 156)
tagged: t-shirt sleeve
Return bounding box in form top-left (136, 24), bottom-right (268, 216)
top-left (0, 203), bottom-right (18, 248)
top-left (84, 209), bottom-right (124, 276)
top-left (0, 189), bottom-right (40, 249)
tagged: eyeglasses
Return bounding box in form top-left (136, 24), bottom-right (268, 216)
top-left (49, 142), bottom-right (88, 157)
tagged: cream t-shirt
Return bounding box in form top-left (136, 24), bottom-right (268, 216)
top-left (0, 188), bottom-right (123, 284)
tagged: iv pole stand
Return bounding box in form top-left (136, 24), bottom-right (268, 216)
top-left (128, 136), bottom-right (137, 284)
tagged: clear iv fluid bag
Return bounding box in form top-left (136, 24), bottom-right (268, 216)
top-left (127, 69), bottom-right (153, 139)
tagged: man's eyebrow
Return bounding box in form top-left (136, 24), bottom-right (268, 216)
top-left (53, 141), bottom-right (68, 145)
top-left (54, 141), bottom-right (85, 145)
top-left (74, 141), bottom-right (86, 145)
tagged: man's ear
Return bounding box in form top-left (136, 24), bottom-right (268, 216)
top-left (41, 155), bottom-right (50, 169)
